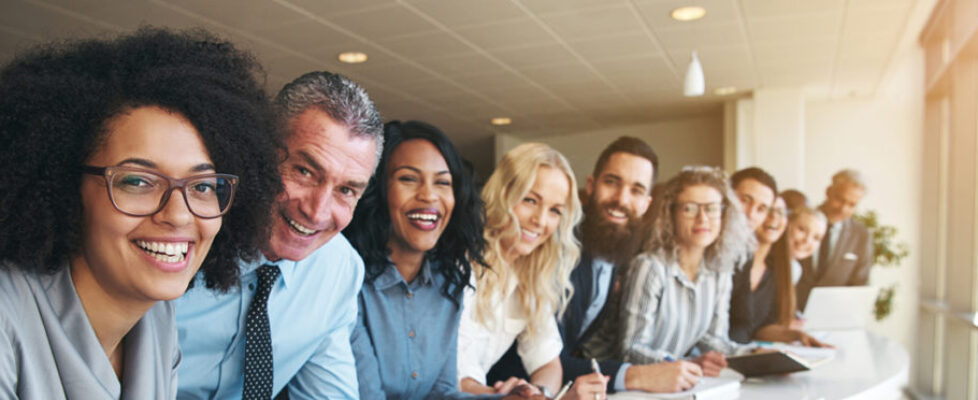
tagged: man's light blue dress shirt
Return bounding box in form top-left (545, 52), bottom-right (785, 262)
top-left (175, 234), bottom-right (364, 399)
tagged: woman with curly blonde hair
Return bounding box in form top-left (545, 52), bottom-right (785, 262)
top-left (457, 143), bottom-right (606, 399)
top-left (584, 166), bottom-right (755, 381)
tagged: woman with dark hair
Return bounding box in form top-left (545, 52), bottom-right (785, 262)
top-left (0, 28), bottom-right (280, 398)
top-left (345, 120), bottom-right (486, 399)
top-left (584, 166), bottom-right (754, 381)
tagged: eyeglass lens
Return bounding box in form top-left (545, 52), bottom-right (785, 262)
top-left (680, 202), bottom-right (723, 219)
top-left (109, 169), bottom-right (233, 217)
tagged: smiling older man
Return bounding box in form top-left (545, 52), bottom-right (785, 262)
top-left (175, 71), bottom-right (383, 400)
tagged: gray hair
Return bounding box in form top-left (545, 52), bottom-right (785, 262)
top-left (275, 71), bottom-right (384, 162)
top-left (830, 169), bottom-right (868, 192)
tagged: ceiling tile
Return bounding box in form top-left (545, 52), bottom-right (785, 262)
top-left (455, 70), bottom-right (529, 92)
top-left (567, 32), bottom-right (661, 61)
top-left (262, 54), bottom-right (334, 84)
top-left (634, 0), bottom-right (740, 29)
top-left (747, 13), bottom-right (840, 44)
top-left (377, 31), bottom-right (473, 58)
top-left (254, 19), bottom-right (357, 57)
top-left (0, 0), bottom-right (111, 40)
top-left (753, 40), bottom-right (835, 68)
top-left (520, 0), bottom-right (628, 15)
top-left (759, 63), bottom-right (832, 87)
top-left (278, 0), bottom-right (397, 18)
top-left (404, 0), bottom-right (525, 28)
top-left (454, 18), bottom-right (556, 50)
top-left (537, 5), bottom-right (645, 42)
top-left (416, 52), bottom-right (501, 78)
top-left (489, 43), bottom-right (579, 69)
top-left (348, 61), bottom-right (437, 89)
top-left (162, 0), bottom-right (305, 31)
top-left (843, 7), bottom-right (908, 36)
top-left (518, 62), bottom-right (600, 86)
top-left (655, 22), bottom-right (747, 49)
top-left (741, 0), bottom-right (845, 19)
top-left (592, 54), bottom-right (675, 76)
top-left (326, 4), bottom-right (439, 39)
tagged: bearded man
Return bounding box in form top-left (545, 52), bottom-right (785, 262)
top-left (488, 137), bottom-right (705, 394)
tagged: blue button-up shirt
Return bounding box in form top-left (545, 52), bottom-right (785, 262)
top-left (175, 234), bottom-right (364, 399)
top-left (352, 258), bottom-right (478, 400)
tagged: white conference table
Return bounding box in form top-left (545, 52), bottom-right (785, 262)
top-left (610, 329), bottom-right (909, 399)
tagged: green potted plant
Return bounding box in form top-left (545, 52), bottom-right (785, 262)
top-left (852, 210), bottom-right (909, 320)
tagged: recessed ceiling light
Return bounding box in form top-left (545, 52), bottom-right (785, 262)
top-left (671, 6), bottom-right (706, 22)
top-left (490, 117), bottom-right (512, 126)
top-left (714, 86), bottom-right (737, 96)
top-left (337, 51), bottom-right (368, 64)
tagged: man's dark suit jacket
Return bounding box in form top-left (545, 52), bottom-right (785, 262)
top-left (796, 217), bottom-right (873, 310)
top-left (485, 253), bottom-right (626, 392)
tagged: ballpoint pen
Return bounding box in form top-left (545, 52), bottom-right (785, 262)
top-left (553, 380), bottom-right (573, 400)
top-left (590, 358), bottom-right (603, 375)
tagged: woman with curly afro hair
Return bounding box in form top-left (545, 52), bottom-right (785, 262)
top-left (0, 28), bottom-right (281, 398)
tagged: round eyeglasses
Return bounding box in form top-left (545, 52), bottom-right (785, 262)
top-left (675, 201), bottom-right (725, 220)
top-left (81, 166), bottom-right (239, 219)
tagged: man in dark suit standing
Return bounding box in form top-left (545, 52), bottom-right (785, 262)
top-left (796, 169), bottom-right (874, 309)
top-left (488, 137), bottom-right (703, 394)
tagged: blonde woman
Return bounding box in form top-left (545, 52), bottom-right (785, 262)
top-left (457, 143), bottom-right (606, 400)
top-left (584, 166), bottom-right (755, 379)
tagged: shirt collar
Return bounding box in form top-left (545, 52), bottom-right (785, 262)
top-left (371, 257), bottom-right (436, 291)
top-left (668, 258), bottom-right (713, 289)
top-left (242, 254), bottom-right (296, 289)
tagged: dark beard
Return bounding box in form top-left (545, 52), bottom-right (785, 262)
top-left (579, 201), bottom-right (646, 266)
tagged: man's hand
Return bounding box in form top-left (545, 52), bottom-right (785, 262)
top-left (562, 372), bottom-right (608, 400)
top-left (625, 361), bottom-right (703, 393)
top-left (690, 351), bottom-right (727, 377)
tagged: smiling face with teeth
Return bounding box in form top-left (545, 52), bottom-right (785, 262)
top-left (585, 152), bottom-right (654, 227)
top-left (72, 106), bottom-right (222, 306)
top-left (502, 165), bottom-right (570, 262)
top-left (755, 197), bottom-right (787, 245)
top-left (385, 139), bottom-right (455, 258)
top-left (265, 109), bottom-right (376, 261)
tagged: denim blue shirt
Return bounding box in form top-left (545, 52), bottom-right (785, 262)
top-left (175, 234), bottom-right (364, 399)
top-left (352, 258), bottom-right (478, 400)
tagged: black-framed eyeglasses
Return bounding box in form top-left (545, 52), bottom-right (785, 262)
top-left (81, 166), bottom-right (238, 219)
top-left (675, 201), bottom-right (725, 219)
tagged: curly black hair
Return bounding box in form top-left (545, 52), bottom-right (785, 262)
top-left (343, 120), bottom-right (486, 305)
top-left (0, 27), bottom-right (282, 292)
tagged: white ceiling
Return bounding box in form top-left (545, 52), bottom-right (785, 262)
top-left (0, 0), bottom-right (916, 165)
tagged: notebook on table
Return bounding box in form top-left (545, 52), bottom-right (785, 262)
top-left (725, 349), bottom-right (833, 378)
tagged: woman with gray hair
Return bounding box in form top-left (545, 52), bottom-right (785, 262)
top-left (584, 166), bottom-right (754, 384)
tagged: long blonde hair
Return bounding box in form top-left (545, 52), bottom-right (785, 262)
top-left (770, 206), bottom-right (826, 325)
top-left (474, 142), bottom-right (582, 338)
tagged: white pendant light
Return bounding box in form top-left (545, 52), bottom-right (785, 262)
top-left (684, 51), bottom-right (704, 97)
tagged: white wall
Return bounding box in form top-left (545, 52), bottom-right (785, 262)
top-left (495, 114), bottom-right (724, 188)
top-left (803, 33), bottom-right (924, 354)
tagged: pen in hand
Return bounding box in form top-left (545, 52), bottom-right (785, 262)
top-left (552, 380), bottom-right (573, 400)
top-left (590, 358), bottom-right (603, 375)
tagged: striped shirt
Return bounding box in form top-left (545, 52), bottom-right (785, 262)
top-left (582, 252), bottom-right (751, 364)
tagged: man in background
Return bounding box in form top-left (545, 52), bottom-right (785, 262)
top-left (796, 169), bottom-right (873, 309)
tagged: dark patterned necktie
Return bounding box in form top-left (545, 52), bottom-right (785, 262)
top-left (243, 264), bottom-right (280, 400)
